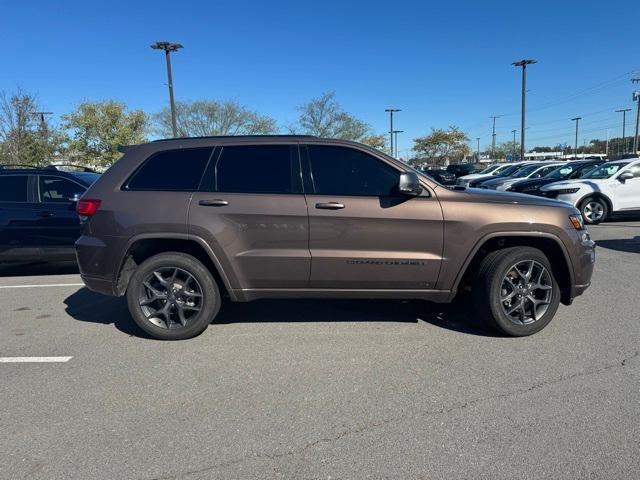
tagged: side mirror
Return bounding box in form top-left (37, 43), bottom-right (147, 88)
top-left (618, 171), bottom-right (634, 182)
top-left (398, 172), bottom-right (423, 196)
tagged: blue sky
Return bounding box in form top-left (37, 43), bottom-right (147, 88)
top-left (2, 0), bottom-right (639, 157)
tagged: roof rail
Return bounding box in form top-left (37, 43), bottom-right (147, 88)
top-left (150, 134), bottom-right (317, 143)
top-left (45, 164), bottom-right (98, 173)
top-left (0, 164), bottom-right (40, 169)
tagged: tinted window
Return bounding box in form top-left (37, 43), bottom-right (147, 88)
top-left (308, 146), bottom-right (399, 196)
top-left (214, 145), bottom-right (295, 194)
top-left (0, 176), bottom-right (28, 202)
top-left (39, 176), bottom-right (84, 203)
top-left (127, 148), bottom-right (213, 191)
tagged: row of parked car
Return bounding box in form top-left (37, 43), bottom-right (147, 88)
top-left (424, 158), bottom-right (640, 224)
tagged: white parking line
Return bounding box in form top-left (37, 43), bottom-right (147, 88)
top-left (0, 283), bottom-right (84, 289)
top-left (0, 356), bottom-right (73, 363)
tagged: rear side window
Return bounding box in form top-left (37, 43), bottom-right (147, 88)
top-left (307, 145), bottom-right (399, 196)
top-left (0, 175), bottom-right (28, 202)
top-left (127, 148), bottom-right (213, 191)
top-left (212, 145), bottom-right (297, 194)
top-left (39, 176), bottom-right (84, 203)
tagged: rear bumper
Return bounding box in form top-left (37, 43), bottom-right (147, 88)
top-left (75, 234), bottom-right (122, 297)
top-left (80, 274), bottom-right (117, 296)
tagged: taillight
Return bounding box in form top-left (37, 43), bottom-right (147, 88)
top-left (76, 199), bottom-right (101, 217)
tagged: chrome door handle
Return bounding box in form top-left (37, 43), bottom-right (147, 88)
top-left (199, 199), bottom-right (229, 207)
top-left (315, 202), bottom-right (345, 210)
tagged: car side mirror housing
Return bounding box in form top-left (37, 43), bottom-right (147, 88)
top-left (398, 172), bottom-right (423, 196)
top-left (618, 171), bottom-right (634, 182)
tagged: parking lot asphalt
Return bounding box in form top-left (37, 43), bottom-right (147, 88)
top-left (1, 222), bottom-right (639, 480)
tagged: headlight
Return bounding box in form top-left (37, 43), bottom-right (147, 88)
top-left (554, 187), bottom-right (580, 195)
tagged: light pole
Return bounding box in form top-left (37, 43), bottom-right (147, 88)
top-left (571, 117), bottom-right (581, 159)
top-left (632, 77), bottom-right (640, 154)
top-left (511, 129), bottom-right (517, 160)
top-left (615, 108), bottom-right (632, 154)
top-left (151, 41), bottom-right (183, 138)
top-left (476, 137), bottom-right (480, 162)
top-left (512, 59), bottom-right (537, 162)
top-left (490, 115), bottom-right (500, 159)
top-left (32, 111), bottom-right (53, 166)
top-left (385, 109), bottom-right (401, 157)
top-left (392, 130), bottom-right (403, 158)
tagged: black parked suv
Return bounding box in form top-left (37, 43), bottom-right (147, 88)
top-left (445, 163), bottom-right (481, 178)
top-left (0, 165), bottom-right (100, 262)
top-left (507, 160), bottom-right (604, 196)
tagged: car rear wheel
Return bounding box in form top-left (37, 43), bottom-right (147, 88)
top-left (579, 197), bottom-right (608, 225)
top-left (473, 247), bottom-right (560, 336)
top-left (126, 252), bottom-right (221, 340)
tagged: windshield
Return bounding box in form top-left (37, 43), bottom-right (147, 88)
top-left (544, 165), bottom-right (575, 180)
top-left (479, 165), bottom-right (500, 174)
top-left (511, 164), bottom-right (542, 177)
top-left (581, 162), bottom-right (629, 179)
top-left (499, 164), bottom-right (522, 176)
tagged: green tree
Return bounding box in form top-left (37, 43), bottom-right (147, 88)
top-left (411, 126), bottom-right (471, 166)
top-left (154, 100), bottom-right (277, 138)
top-left (293, 92), bottom-right (386, 150)
top-left (63, 101), bottom-right (148, 168)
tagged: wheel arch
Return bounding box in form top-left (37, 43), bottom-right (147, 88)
top-left (114, 233), bottom-right (237, 300)
top-left (453, 232), bottom-right (575, 305)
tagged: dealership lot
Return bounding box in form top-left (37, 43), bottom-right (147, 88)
top-left (1, 222), bottom-right (639, 480)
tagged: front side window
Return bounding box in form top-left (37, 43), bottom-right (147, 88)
top-left (0, 175), bottom-right (28, 202)
top-left (307, 145), bottom-right (399, 196)
top-left (127, 148), bottom-right (213, 191)
top-left (39, 176), bottom-right (83, 203)
top-left (213, 145), bottom-right (296, 194)
top-left (583, 162), bottom-right (629, 179)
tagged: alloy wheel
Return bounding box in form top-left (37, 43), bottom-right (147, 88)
top-left (583, 201), bottom-right (604, 222)
top-left (500, 260), bottom-right (553, 325)
top-left (138, 267), bottom-right (203, 329)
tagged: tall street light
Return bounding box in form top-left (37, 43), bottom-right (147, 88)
top-left (632, 77), bottom-right (640, 154)
top-left (511, 129), bottom-right (517, 160)
top-left (512, 59), bottom-right (537, 162)
top-left (385, 108), bottom-right (401, 157)
top-left (490, 115), bottom-right (500, 159)
top-left (571, 117), bottom-right (581, 158)
top-left (151, 41), bottom-right (183, 138)
top-left (476, 137), bottom-right (480, 162)
top-left (392, 130), bottom-right (404, 158)
top-left (615, 108), bottom-right (632, 154)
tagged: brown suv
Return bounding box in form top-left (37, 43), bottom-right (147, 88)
top-left (75, 136), bottom-right (595, 340)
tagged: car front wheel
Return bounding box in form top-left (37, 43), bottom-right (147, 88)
top-left (579, 197), bottom-right (608, 225)
top-left (126, 252), bottom-right (221, 340)
top-left (473, 247), bottom-right (561, 336)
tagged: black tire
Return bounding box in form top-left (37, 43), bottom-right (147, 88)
top-left (473, 247), bottom-right (560, 336)
top-left (579, 196), bottom-right (608, 225)
top-left (126, 252), bottom-right (221, 340)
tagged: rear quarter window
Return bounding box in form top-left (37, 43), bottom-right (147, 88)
top-left (126, 148), bottom-right (213, 191)
top-left (0, 175), bottom-right (29, 202)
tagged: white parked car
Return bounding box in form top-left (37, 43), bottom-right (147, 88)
top-left (479, 162), bottom-right (565, 191)
top-left (540, 158), bottom-right (640, 224)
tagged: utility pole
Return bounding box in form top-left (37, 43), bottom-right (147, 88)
top-left (632, 77), bottom-right (640, 154)
top-left (32, 111), bottom-right (53, 166)
top-left (392, 130), bottom-right (403, 158)
top-left (512, 59), bottom-right (537, 162)
top-left (476, 137), bottom-right (480, 162)
top-left (616, 108), bottom-right (632, 154)
top-left (151, 41), bottom-right (183, 138)
top-left (490, 115), bottom-right (500, 159)
top-left (385, 109), bottom-right (401, 157)
top-left (606, 129), bottom-right (609, 157)
top-left (511, 129), bottom-right (517, 160)
top-left (571, 117), bottom-right (581, 159)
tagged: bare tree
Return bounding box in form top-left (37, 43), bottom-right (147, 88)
top-left (154, 100), bottom-right (277, 138)
top-left (0, 88), bottom-right (39, 164)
